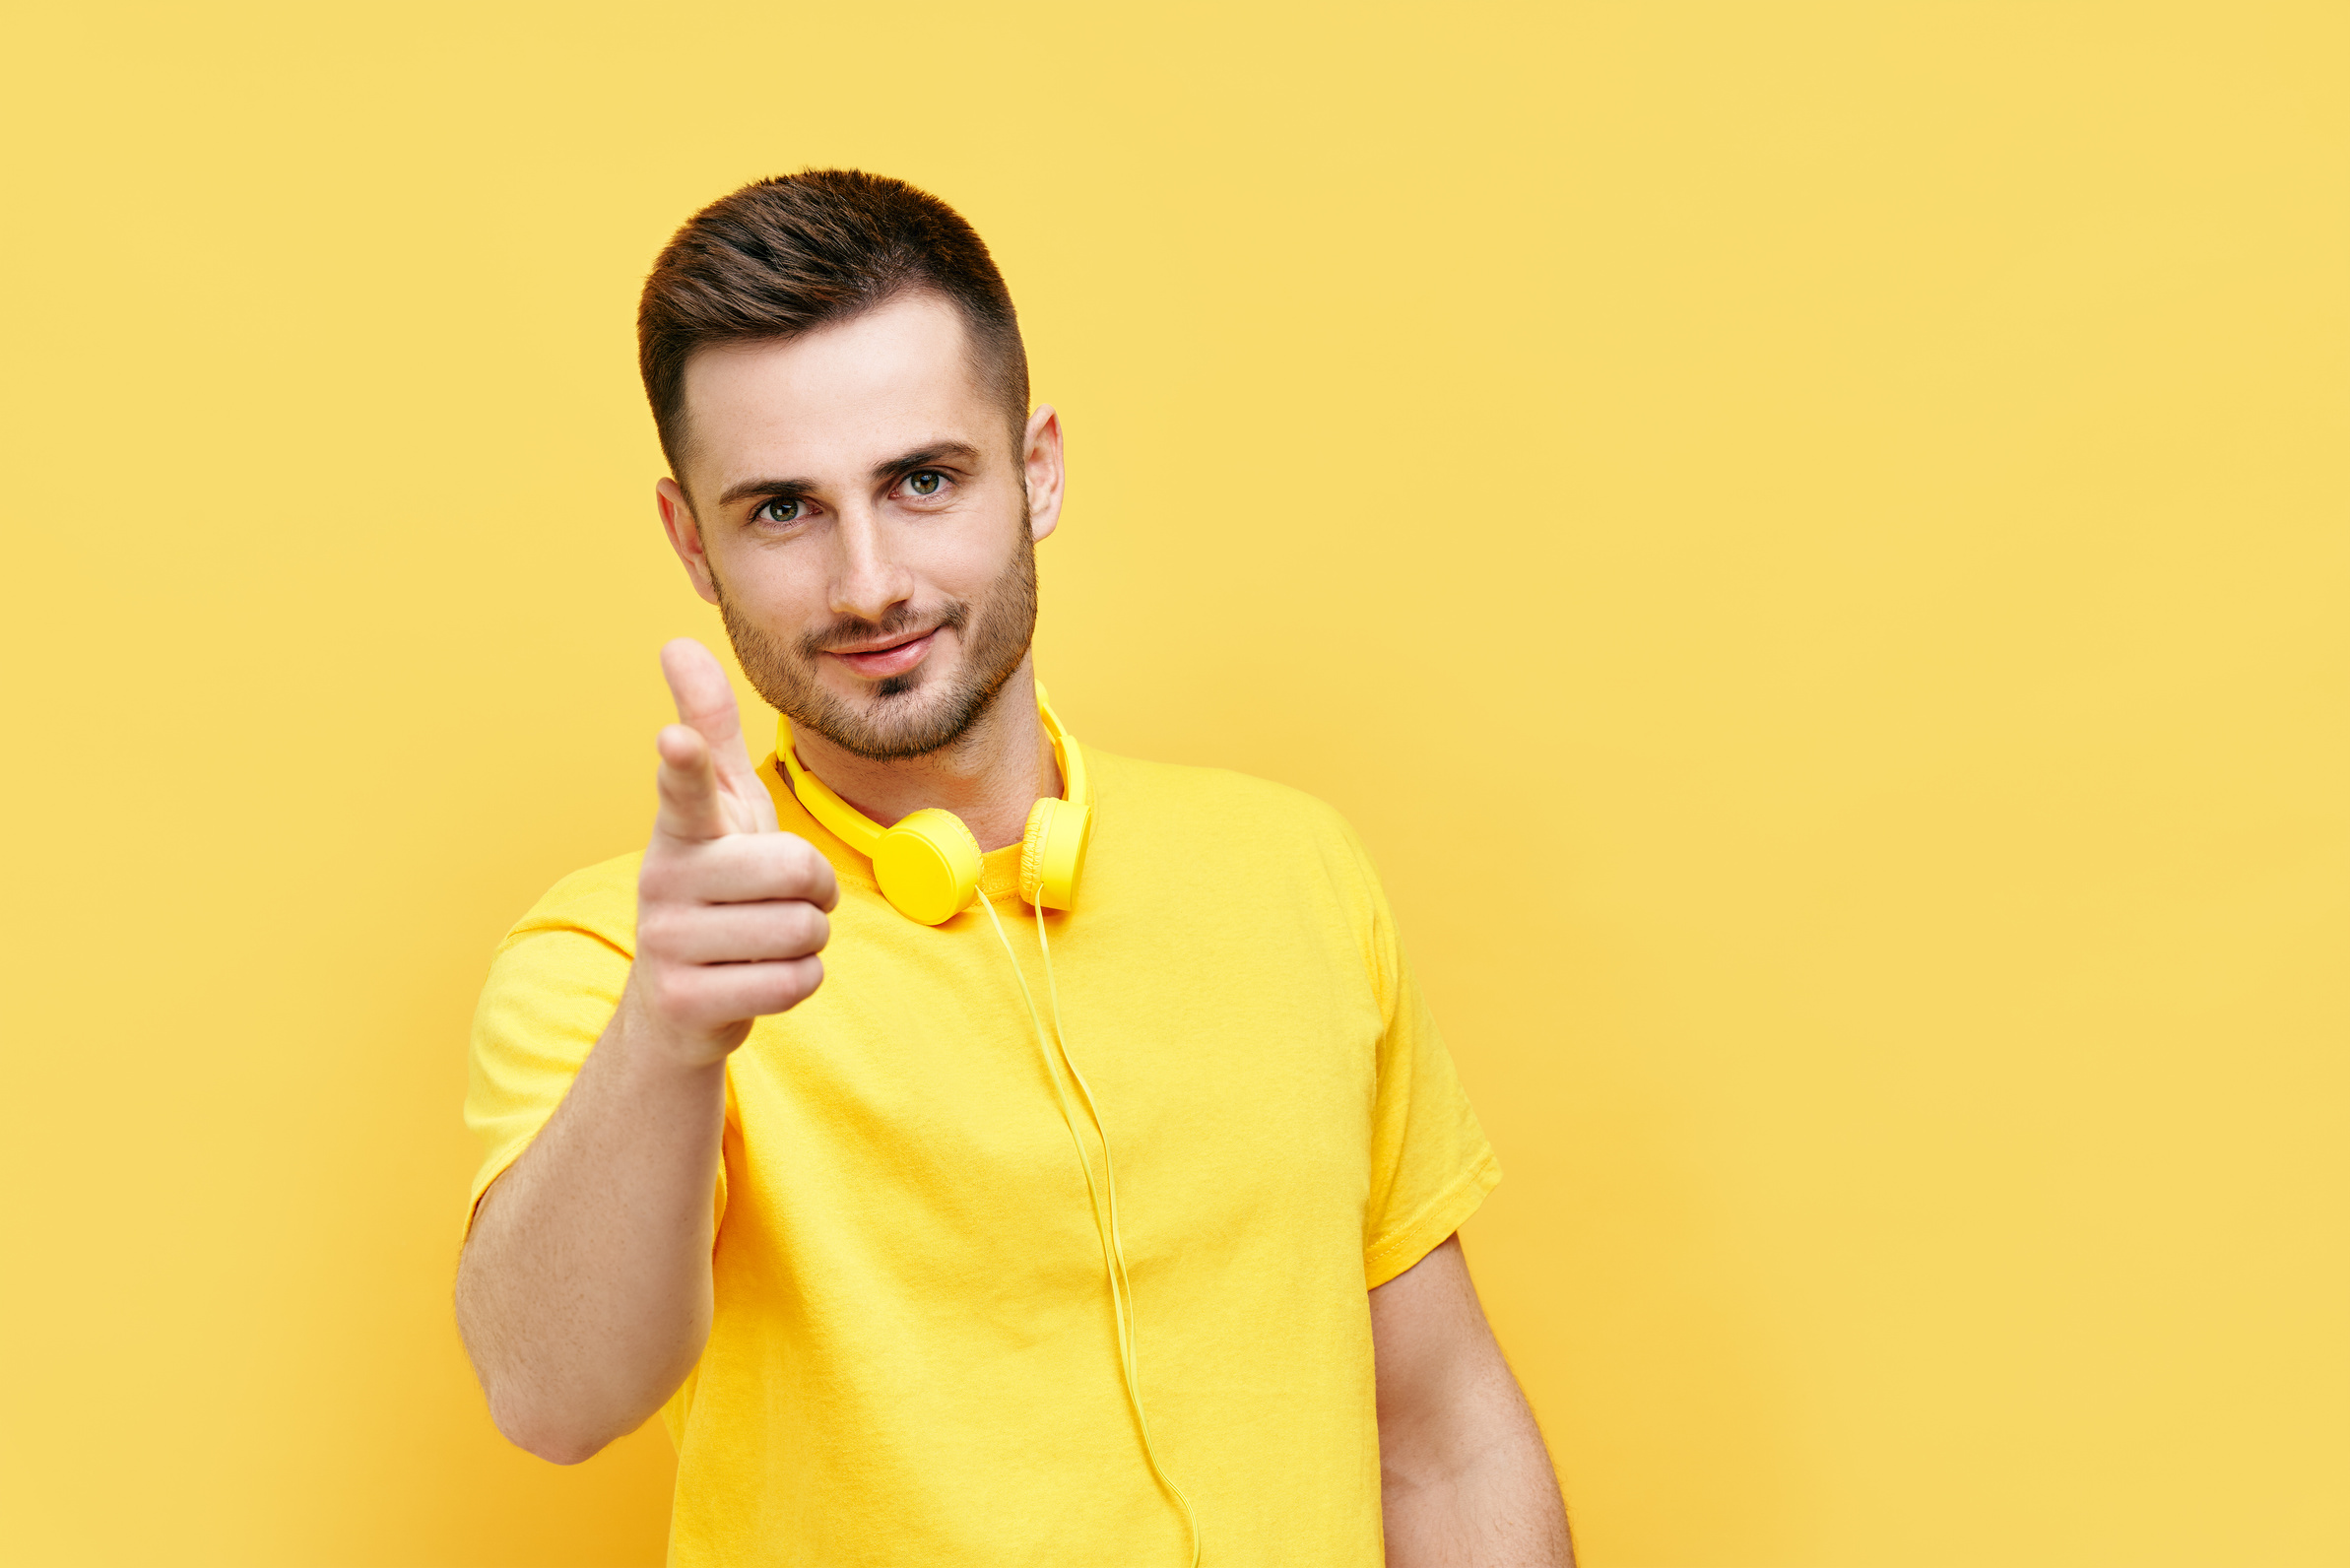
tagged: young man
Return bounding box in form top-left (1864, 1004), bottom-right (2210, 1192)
top-left (455, 169), bottom-right (1573, 1567)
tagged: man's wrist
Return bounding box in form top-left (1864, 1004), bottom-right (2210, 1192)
top-left (604, 975), bottom-right (746, 1079)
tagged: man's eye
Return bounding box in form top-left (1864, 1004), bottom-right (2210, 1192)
top-left (906, 471), bottom-right (945, 497)
top-left (755, 497), bottom-right (804, 524)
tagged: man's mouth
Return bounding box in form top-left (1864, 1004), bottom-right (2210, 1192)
top-left (826, 626), bottom-right (939, 681)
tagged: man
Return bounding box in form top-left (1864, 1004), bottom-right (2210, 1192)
top-left (455, 168), bottom-right (1573, 1566)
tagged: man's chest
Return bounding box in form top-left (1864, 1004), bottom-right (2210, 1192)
top-left (715, 888), bottom-right (1385, 1298)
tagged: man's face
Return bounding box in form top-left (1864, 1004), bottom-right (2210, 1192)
top-left (656, 292), bottom-right (1059, 761)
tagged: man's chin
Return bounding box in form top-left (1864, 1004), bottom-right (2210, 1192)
top-left (833, 664), bottom-right (947, 722)
top-left (794, 671), bottom-right (997, 762)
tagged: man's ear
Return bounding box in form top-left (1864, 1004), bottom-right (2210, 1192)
top-left (657, 478), bottom-right (723, 606)
top-left (1021, 404), bottom-right (1066, 543)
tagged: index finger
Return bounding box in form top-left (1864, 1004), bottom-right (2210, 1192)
top-left (661, 638), bottom-right (764, 800)
top-left (654, 722), bottom-right (732, 843)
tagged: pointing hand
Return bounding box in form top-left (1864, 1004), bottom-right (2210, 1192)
top-left (624, 639), bottom-right (839, 1066)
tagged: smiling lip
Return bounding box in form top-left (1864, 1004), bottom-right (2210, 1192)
top-left (827, 628), bottom-right (938, 680)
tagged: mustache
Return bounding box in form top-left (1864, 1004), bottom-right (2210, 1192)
top-left (796, 601), bottom-right (970, 662)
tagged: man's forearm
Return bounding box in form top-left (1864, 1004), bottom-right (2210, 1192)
top-left (457, 653), bottom-right (837, 1464)
top-left (455, 998), bottom-right (725, 1464)
top-left (1381, 1385), bottom-right (1575, 1566)
top-left (1372, 1237), bottom-right (1575, 1566)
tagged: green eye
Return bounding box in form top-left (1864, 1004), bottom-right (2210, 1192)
top-left (757, 497), bottom-right (803, 523)
top-left (907, 471), bottom-right (943, 496)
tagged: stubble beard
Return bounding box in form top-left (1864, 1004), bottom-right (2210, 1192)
top-left (717, 518), bottom-right (1040, 763)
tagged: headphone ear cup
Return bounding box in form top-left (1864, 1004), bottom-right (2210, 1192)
top-left (874, 809), bottom-right (983, 925)
top-left (1019, 797), bottom-right (1091, 911)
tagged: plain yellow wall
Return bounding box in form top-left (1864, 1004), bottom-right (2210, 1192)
top-left (4, 3), bottom-right (2343, 1564)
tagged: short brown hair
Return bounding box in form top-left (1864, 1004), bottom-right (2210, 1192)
top-left (637, 168), bottom-right (1029, 481)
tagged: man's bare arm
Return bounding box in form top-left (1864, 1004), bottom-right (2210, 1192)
top-left (1371, 1234), bottom-right (1574, 1566)
top-left (456, 1015), bottom-right (730, 1462)
top-left (454, 640), bottom-right (835, 1463)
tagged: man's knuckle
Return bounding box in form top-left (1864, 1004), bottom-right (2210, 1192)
top-left (643, 967), bottom-right (692, 1020)
top-left (640, 849), bottom-right (699, 901)
top-left (636, 908), bottom-right (685, 955)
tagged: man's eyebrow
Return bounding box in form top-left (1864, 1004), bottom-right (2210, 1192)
top-left (871, 441), bottom-right (983, 482)
top-left (716, 474), bottom-right (816, 507)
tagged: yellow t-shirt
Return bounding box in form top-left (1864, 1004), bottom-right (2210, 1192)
top-left (465, 744), bottom-right (1500, 1566)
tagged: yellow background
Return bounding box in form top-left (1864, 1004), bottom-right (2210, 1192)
top-left (4, 3), bottom-right (2342, 1564)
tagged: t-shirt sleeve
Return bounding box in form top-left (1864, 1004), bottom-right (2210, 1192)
top-left (1342, 826), bottom-right (1504, 1289)
top-left (460, 857), bottom-right (728, 1239)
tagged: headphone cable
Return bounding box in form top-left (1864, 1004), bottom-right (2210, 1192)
top-left (976, 887), bottom-right (1203, 1566)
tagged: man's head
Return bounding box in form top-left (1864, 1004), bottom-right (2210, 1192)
top-left (640, 170), bottom-right (1060, 762)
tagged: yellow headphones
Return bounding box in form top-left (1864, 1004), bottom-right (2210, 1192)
top-left (774, 685), bottom-right (1093, 925)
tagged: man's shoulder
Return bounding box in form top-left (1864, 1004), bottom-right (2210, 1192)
top-left (497, 849), bottom-right (644, 955)
top-left (1090, 747), bottom-right (1352, 838)
top-left (1086, 748), bottom-right (1370, 890)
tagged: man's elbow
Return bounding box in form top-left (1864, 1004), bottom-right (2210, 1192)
top-left (513, 1428), bottom-right (609, 1468)
top-left (489, 1386), bottom-right (620, 1467)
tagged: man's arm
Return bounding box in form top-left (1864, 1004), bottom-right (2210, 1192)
top-left (1371, 1234), bottom-right (1574, 1566)
top-left (454, 641), bottom-right (836, 1464)
top-left (455, 1006), bottom-right (731, 1463)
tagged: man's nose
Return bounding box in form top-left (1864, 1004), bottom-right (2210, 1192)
top-left (828, 503), bottom-right (915, 623)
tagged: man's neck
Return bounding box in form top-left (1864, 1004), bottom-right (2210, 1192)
top-left (790, 659), bottom-right (1062, 853)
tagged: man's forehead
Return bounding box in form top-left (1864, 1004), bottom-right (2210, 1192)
top-left (680, 294), bottom-right (991, 485)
